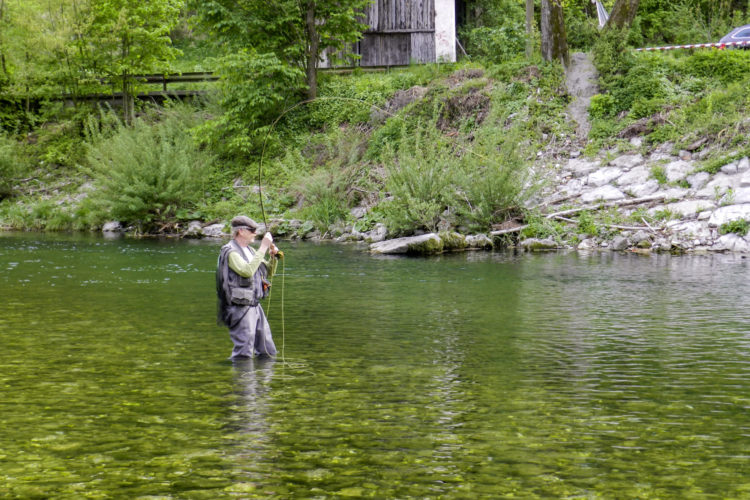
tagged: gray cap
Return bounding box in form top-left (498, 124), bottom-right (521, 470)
top-left (230, 215), bottom-right (258, 232)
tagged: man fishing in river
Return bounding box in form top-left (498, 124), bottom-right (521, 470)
top-left (216, 215), bottom-right (280, 360)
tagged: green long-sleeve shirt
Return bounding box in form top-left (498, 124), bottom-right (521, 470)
top-left (228, 246), bottom-right (276, 278)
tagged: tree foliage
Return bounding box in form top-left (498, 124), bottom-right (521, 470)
top-left (189, 0), bottom-right (369, 99)
top-left (86, 0), bottom-right (183, 123)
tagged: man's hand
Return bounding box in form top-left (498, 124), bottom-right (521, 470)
top-left (260, 232), bottom-right (273, 253)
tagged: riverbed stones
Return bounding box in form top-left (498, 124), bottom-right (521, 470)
top-left (370, 233), bottom-right (443, 255)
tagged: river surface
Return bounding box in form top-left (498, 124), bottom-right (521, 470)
top-left (1, 232), bottom-right (750, 498)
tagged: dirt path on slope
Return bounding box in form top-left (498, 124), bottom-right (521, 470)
top-left (566, 52), bottom-right (599, 138)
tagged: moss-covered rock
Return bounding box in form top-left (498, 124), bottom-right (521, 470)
top-left (439, 231), bottom-right (468, 251)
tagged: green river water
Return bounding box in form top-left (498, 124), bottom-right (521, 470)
top-left (1, 232), bottom-right (750, 499)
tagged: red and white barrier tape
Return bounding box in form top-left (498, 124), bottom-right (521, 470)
top-left (635, 40), bottom-right (750, 51)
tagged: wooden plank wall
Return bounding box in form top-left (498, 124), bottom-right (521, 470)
top-left (356, 0), bottom-right (437, 66)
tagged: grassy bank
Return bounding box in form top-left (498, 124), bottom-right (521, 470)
top-left (2, 43), bottom-right (750, 241)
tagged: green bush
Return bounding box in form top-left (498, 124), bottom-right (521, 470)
top-left (720, 219), bottom-right (750, 236)
top-left (0, 134), bottom-right (19, 200)
top-left (460, 24), bottom-right (526, 64)
top-left (682, 51), bottom-right (750, 85)
top-left (84, 109), bottom-right (214, 231)
top-left (381, 125), bottom-right (460, 234)
top-left (589, 94), bottom-right (617, 119)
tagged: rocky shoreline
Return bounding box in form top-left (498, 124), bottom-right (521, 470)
top-left (93, 137), bottom-right (750, 256)
top-left (97, 139), bottom-right (750, 256)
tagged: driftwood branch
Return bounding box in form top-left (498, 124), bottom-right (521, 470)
top-left (545, 195), bottom-right (665, 219)
top-left (489, 195), bottom-right (666, 236)
top-left (552, 215), bottom-right (652, 231)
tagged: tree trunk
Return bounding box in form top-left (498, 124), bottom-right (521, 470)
top-left (0, 0), bottom-right (7, 77)
top-left (606, 0), bottom-right (640, 29)
top-left (540, 0), bottom-right (569, 67)
top-left (525, 0), bottom-right (534, 59)
top-left (305, 1), bottom-right (319, 100)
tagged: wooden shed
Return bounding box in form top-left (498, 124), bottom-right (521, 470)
top-left (322, 0), bottom-right (456, 68)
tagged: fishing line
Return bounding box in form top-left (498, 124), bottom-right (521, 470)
top-left (256, 91), bottom-right (501, 371)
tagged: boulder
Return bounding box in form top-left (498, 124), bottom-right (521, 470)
top-left (656, 200), bottom-right (716, 218)
top-left (731, 187), bottom-right (750, 204)
top-left (466, 234), bottom-right (493, 249)
top-left (616, 165), bottom-right (650, 187)
top-left (629, 230), bottom-right (651, 246)
top-left (698, 173), bottom-right (740, 198)
top-left (686, 172), bottom-right (710, 190)
top-left (102, 221), bottom-right (123, 233)
top-left (370, 233), bottom-right (443, 255)
top-left (521, 238), bottom-right (559, 251)
top-left (586, 167), bottom-right (623, 187)
top-left (201, 223), bottom-right (226, 238)
top-left (665, 160), bottom-right (694, 183)
top-left (439, 231), bottom-right (468, 251)
top-left (721, 161), bottom-right (739, 175)
top-left (708, 204), bottom-right (750, 227)
top-left (183, 220), bottom-right (203, 238)
top-left (366, 223), bottom-right (388, 243)
top-left (628, 180), bottom-right (660, 198)
top-left (611, 235), bottom-right (629, 251)
top-left (581, 185), bottom-right (626, 203)
top-left (668, 221), bottom-right (712, 240)
top-left (609, 153), bottom-right (644, 169)
top-left (715, 234), bottom-right (750, 253)
top-left (577, 238), bottom-right (597, 250)
top-left (567, 158), bottom-right (601, 178)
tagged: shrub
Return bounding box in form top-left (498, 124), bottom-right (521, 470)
top-left (460, 24), bottom-right (526, 64)
top-left (380, 125), bottom-right (460, 234)
top-left (589, 94), bottom-right (617, 119)
top-left (84, 109), bottom-right (213, 231)
top-left (720, 219), bottom-right (750, 236)
top-left (0, 134), bottom-right (20, 200)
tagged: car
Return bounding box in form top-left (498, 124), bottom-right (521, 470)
top-left (719, 24), bottom-right (750, 48)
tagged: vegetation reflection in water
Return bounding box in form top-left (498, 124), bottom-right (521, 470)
top-left (1, 233), bottom-right (750, 498)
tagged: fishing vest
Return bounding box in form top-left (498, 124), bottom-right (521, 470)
top-left (219, 240), bottom-right (269, 308)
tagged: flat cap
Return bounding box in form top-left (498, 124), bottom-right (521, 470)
top-left (230, 215), bottom-right (258, 232)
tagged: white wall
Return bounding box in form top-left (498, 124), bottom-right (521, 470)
top-left (434, 0), bottom-right (456, 62)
